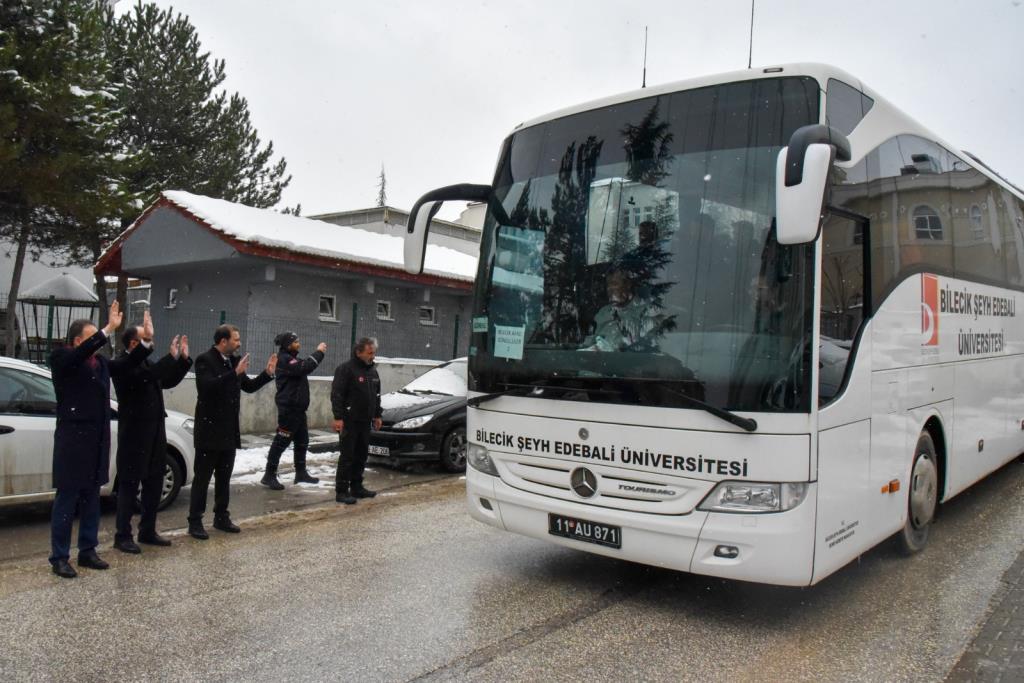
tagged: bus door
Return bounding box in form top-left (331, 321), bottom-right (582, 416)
top-left (814, 210), bottom-right (876, 580)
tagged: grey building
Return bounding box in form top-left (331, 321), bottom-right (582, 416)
top-left (96, 191), bottom-right (477, 373)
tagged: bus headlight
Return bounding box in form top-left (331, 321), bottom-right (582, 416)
top-left (698, 482), bottom-right (808, 513)
top-left (467, 443), bottom-right (498, 476)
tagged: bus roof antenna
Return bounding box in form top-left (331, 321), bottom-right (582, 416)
top-left (642, 26), bottom-right (648, 88)
top-left (747, 0), bottom-right (755, 69)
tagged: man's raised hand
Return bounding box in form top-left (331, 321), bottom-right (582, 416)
top-left (317, 342), bottom-right (327, 354)
top-left (181, 335), bottom-right (189, 359)
top-left (103, 300), bottom-right (122, 336)
top-left (169, 335), bottom-right (180, 358)
top-left (266, 353), bottom-right (278, 376)
top-left (142, 309), bottom-right (154, 342)
top-left (235, 353), bottom-right (251, 375)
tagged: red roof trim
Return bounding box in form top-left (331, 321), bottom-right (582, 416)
top-left (95, 196), bottom-right (473, 292)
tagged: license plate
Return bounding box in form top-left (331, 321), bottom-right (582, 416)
top-left (368, 445), bottom-right (389, 456)
top-left (548, 514), bottom-right (621, 549)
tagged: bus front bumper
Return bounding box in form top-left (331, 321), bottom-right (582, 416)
top-left (466, 469), bottom-right (817, 587)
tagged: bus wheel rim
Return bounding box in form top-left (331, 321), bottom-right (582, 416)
top-left (909, 453), bottom-right (937, 529)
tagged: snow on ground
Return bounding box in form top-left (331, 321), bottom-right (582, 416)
top-left (230, 446), bottom-right (372, 491)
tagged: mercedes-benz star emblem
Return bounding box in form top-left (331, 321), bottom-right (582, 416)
top-left (570, 467), bottom-right (598, 498)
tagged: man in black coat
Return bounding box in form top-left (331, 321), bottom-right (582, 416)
top-left (330, 337), bottom-right (382, 505)
top-left (48, 301), bottom-right (150, 579)
top-left (260, 331), bottom-right (327, 490)
top-left (110, 325), bottom-right (193, 554)
top-left (187, 323), bottom-right (276, 539)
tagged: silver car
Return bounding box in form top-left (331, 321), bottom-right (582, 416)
top-left (0, 356), bottom-right (195, 509)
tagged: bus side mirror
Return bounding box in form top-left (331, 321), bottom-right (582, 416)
top-left (775, 124), bottom-right (851, 245)
top-left (404, 183), bottom-right (492, 274)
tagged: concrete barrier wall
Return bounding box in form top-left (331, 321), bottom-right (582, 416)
top-left (161, 357), bottom-right (440, 434)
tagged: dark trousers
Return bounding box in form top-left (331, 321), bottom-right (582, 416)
top-left (267, 410), bottom-right (310, 469)
top-left (188, 448), bottom-right (235, 523)
top-left (50, 486), bottom-right (101, 564)
top-left (115, 470), bottom-right (163, 541)
top-left (338, 425), bottom-right (370, 489)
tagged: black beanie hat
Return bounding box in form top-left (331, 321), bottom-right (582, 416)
top-left (274, 331), bottom-right (299, 349)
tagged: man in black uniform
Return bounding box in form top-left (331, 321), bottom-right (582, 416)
top-left (188, 324), bottom-right (276, 539)
top-left (330, 337), bottom-right (382, 505)
top-left (110, 327), bottom-right (193, 554)
top-left (260, 331), bottom-right (327, 490)
top-left (48, 301), bottom-right (150, 578)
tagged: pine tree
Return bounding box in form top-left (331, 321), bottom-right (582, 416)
top-left (0, 0), bottom-right (120, 356)
top-left (376, 164), bottom-right (387, 207)
top-left (51, 1), bottom-right (294, 329)
top-left (103, 3), bottom-right (292, 209)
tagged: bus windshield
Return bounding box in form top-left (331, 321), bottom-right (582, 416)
top-left (471, 76), bottom-right (820, 413)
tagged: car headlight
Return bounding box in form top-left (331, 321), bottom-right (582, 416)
top-left (181, 418), bottom-right (194, 435)
top-left (467, 443), bottom-right (498, 476)
top-left (391, 413), bottom-right (435, 430)
top-left (698, 481), bottom-right (808, 513)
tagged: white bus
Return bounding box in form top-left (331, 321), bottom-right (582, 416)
top-left (403, 63), bottom-right (1024, 586)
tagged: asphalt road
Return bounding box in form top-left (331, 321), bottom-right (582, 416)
top-left (1, 459), bottom-right (1022, 682)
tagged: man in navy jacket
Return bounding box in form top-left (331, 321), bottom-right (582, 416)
top-left (48, 302), bottom-right (150, 578)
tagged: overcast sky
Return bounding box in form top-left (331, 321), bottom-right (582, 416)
top-left (124, 0), bottom-right (1022, 220)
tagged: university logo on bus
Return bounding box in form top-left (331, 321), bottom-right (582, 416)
top-left (921, 273), bottom-right (939, 346)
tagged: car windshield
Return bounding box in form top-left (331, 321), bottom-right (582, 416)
top-left (471, 76), bottom-right (819, 413)
top-left (403, 360), bottom-right (468, 397)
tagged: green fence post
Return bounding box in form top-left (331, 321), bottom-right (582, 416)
top-left (350, 302), bottom-right (358, 350)
top-left (452, 314), bottom-right (460, 358)
top-left (45, 295), bottom-right (55, 363)
top-left (219, 310), bottom-right (226, 324)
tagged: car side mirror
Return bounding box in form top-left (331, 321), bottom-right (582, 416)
top-left (775, 124), bottom-right (851, 245)
top-left (404, 183), bottom-right (492, 274)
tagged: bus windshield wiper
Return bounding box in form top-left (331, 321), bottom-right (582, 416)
top-left (467, 382), bottom-right (612, 407)
top-left (639, 379), bottom-right (757, 432)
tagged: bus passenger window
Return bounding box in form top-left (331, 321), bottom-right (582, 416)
top-left (820, 214), bottom-right (866, 405)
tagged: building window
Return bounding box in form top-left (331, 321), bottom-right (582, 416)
top-left (318, 295), bottom-right (336, 321)
top-left (418, 306), bottom-right (437, 326)
top-left (969, 204), bottom-right (985, 240)
top-left (166, 288), bottom-right (178, 309)
top-left (913, 205), bottom-right (943, 240)
top-left (376, 300), bottom-right (393, 321)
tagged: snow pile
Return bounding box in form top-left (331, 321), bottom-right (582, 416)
top-left (231, 446), bottom-right (343, 489)
top-left (162, 191), bottom-right (477, 282)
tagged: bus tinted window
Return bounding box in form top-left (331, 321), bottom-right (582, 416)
top-left (826, 79), bottom-right (874, 136)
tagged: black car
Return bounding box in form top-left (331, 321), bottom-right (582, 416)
top-left (368, 358), bottom-right (467, 472)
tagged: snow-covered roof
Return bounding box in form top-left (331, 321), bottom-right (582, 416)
top-left (162, 191), bottom-right (477, 282)
top-left (19, 273), bottom-right (98, 304)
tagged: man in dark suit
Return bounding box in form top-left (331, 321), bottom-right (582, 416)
top-left (187, 323), bottom-right (276, 540)
top-left (48, 301), bottom-right (150, 579)
top-left (110, 326), bottom-right (193, 554)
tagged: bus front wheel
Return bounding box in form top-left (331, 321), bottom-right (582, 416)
top-left (899, 432), bottom-right (939, 555)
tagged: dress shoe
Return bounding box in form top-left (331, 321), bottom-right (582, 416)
top-left (213, 517), bottom-right (241, 533)
top-left (51, 559), bottom-right (77, 579)
top-left (77, 551), bottom-right (110, 570)
top-left (351, 484), bottom-right (377, 499)
top-left (294, 468), bottom-right (320, 485)
top-left (336, 490), bottom-right (357, 505)
top-left (188, 522), bottom-right (209, 540)
top-left (260, 471), bottom-right (285, 490)
top-left (113, 538), bottom-right (142, 554)
top-left (138, 532), bottom-right (172, 547)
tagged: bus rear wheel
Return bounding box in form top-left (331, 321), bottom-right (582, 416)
top-left (899, 432), bottom-right (939, 555)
